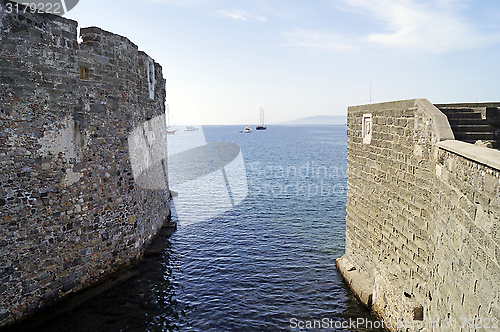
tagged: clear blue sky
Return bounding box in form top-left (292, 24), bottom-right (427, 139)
top-left (66, 0), bottom-right (500, 125)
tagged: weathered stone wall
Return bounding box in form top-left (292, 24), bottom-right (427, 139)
top-left (338, 99), bottom-right (500, 331)
top-left (0, 1), bottom-right (170, 326)
top-left (431, 140), bottom-right (500, 324)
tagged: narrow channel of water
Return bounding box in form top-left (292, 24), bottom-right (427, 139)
top-left (33, 125), bottom-right (382, 331)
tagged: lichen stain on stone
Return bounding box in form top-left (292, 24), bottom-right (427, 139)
top-left (62, 167), bottom-right (82, 187)
top-left (37, 115), bottom-right (88, 162)
top-left (36, 115), bottom-right (89, 186)
top-left (128, 114), bottom-right (168, 190)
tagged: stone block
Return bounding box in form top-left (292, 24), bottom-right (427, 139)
top-left (484, 173), bottom-right (499, 197)
top-left (336, 256), bottom-right (373, 307)
top-left (62, 281), bottom-right (76, 293)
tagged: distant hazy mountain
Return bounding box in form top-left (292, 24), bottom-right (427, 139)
top-left (274, 115), bottom-right (347, 125)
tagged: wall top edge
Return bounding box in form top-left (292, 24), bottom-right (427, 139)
top-left (43, 13), bottom-right (78, 26)
top-left (348, 99), bottom-right (500, 110)
top-left (137, 51), bottom-right (162, 67)
top-left (434, 102), bottom-right (500, 108)
top-left (348, 98), bottom-right (417, 111)
top-left (347, 98), bottom-right (455, 142)
top-left (437, 140), bottom-right (500, 171)
top-left (79, 26), bottom-right (162, 64)
top-left (80, 26), bottom-right (139, 49)
top-left (415, 98), bottom-right (455, 142)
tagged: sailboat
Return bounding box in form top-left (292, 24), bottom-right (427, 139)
top-left (256, 108), bottom-right (266, 130)
top-left (166, 104), bottom-right (177, 134)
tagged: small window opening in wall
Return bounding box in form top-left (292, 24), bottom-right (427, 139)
top-left (362, 114), bottom-right (372, 144)
top-left (79, 67), bottom-right (89, 80)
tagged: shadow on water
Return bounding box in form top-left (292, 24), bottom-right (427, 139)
top-left (3, 125), bottom-right (386, 332)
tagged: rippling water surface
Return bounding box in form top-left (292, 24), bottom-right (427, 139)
top-left (37, 125), bottom-right (382, 331)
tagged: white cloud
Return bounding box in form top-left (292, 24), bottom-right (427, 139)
top-left (282, 29), bottom-right (355, 51)
top-left (284, 0), bottom-right (499, 54)
top-left (345, 0), bottom-right (494, 53)
top-left (211, 9), bottom-right (267, 22)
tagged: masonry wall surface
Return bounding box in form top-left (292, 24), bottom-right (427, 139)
top-left (0, 2), bottom-right (170, 326)
top-left (338, 99), bottom-right (500, 331)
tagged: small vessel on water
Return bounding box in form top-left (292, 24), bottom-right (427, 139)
top-left (166, 104), bottom-right (177, 134)
top-left (243, 126), bottom-right (252, 133)
top-left (184, 126), bottom-right (199, 131)
top-left (256, 108), bottom-right (266, 130)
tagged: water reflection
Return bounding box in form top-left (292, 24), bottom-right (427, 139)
top-left (32, 242), bottom-right (187, 332)
top-left (167, 129), bottom-right (248, 226)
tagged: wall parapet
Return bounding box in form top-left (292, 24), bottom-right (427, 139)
top-left (415, 99), bottom-right (454, 142)
top-left (437, 140), bottom-right (500, 171)
top-left (340, 98), bottom-right (500, 331)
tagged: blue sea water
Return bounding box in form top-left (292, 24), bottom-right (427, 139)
top-left (35, 125), bottom-right (382, 331)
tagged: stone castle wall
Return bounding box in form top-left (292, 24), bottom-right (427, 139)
top-left (0, 2), bottom-right (170, 326)
top-left (338, 99), bottom-right (500, 331)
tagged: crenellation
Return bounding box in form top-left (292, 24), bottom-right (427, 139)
top-left (0, 3), bottom-right (170, 328)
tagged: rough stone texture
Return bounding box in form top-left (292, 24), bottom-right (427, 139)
top-left (336, 255), bottom-right (373, 307)
top-left (339, 99), bottom-right (500, 331)
top-left (0, 2), bottom-right (170, 327)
